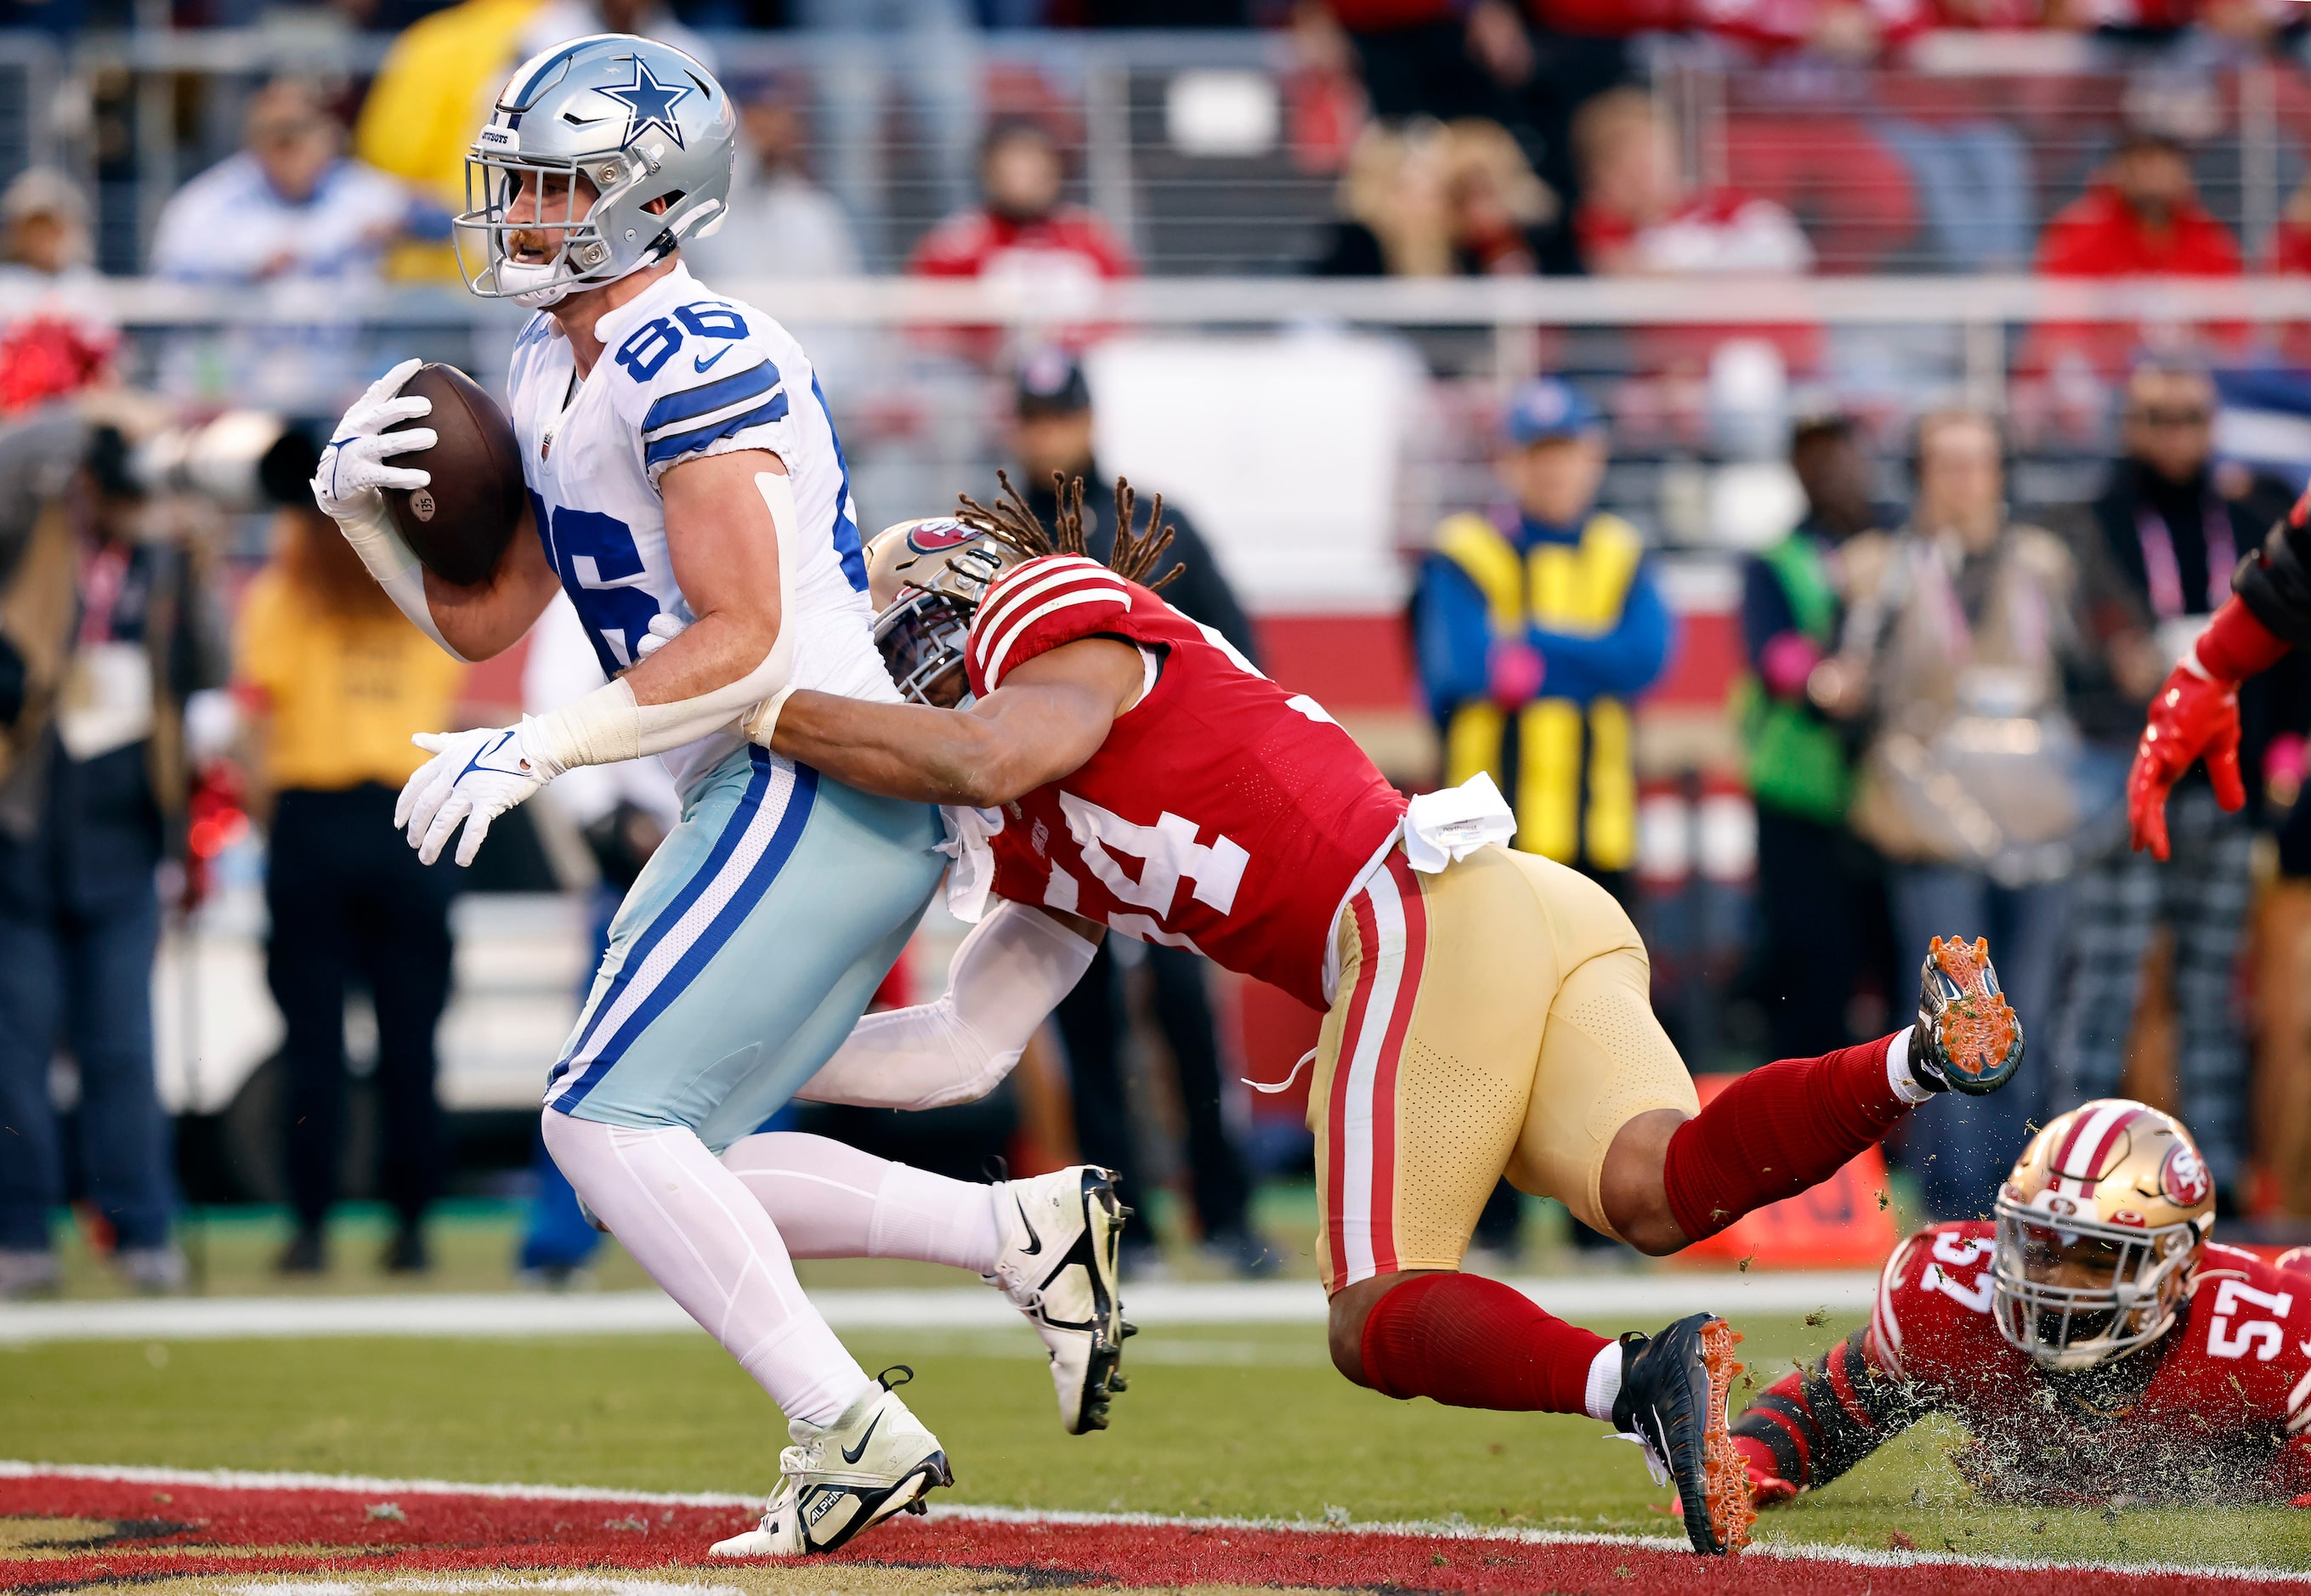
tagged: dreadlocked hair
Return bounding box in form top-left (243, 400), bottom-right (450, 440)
top-left (956, 470), bottom-right (1182, 591)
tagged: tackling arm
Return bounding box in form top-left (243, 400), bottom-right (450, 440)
top-left (767, 637), bottom-right (1145, 807)
top-left (797, 899), bottom-right (1102, 1110)
top-left (1730, 1334), bottom-right (1934, 1504)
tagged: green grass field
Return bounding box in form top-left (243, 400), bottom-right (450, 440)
top-left (8, 1312), bottom-right (2310, 1574)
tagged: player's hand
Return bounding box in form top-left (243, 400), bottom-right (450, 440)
top-left (395, 721), bottom-right (565, 867)
top-left (1487, 638), bottom-right (1544, 708)
top-left (1730, 1435), bottom-right (1798, 1508)
top-left (2127, 658), bottom-right (2245, 861)
top-left (313, 357), bottom-right (433, 519)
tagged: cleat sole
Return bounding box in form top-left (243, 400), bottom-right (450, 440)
top-left (1923, 936), bottom-right (2023, 1094)
top-left (1696, 1319), bottom-right (1754, 1556)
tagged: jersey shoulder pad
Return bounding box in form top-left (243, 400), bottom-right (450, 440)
top-left (967, 554), bottom-right (1138, 693)
top-left (1873, 1221), bottom-right (1999, 1380)
top-left (606, 298), bottom-right (795, 481)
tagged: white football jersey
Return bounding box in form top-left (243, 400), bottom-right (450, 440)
top-left (507, 260), bottom-right (896, 792)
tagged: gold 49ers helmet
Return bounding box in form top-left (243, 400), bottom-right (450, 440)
top-left (864, 517), bottom-right (1023, 706)
top-left (1991, 1099), bottom-right (2214, 1370)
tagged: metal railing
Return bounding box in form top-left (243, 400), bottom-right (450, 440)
top-left (5, 27), bottom-right (2309, 277)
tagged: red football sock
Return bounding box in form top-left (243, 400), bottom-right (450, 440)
top-left (1662, 1033), bottom-right (1909, 1243)
top-left (1358, 1272), bottom-right (1610, 1414)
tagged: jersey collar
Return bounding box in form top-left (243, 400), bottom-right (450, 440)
top-left (586, 258), bottom-right (700, 357)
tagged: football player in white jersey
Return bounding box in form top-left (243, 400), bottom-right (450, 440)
top-left (305, 35), bottom-right (1126, 1559)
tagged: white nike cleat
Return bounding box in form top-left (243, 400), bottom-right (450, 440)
top-left (988, 1163), bottom-right (1132, 1434)
top-left (707, 1370), bottom-right (951, 1558)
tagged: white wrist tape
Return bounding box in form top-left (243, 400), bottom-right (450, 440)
top-left (528, 469), bottom-right (803, 773)
top-left (331, 491), bottom-right (467, 662)
top-left (796, 901), bottom-right (1099, 1111)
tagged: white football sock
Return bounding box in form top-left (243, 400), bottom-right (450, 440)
top-left (541, 1112), bottom-right (870, 1427)
top-left (1886, 1023), bottom-right (1933, 1105)
top-left (722, 1130), bottom-right (1004, 1274)
top-left (1584, 1341), bottom-right (1623, 1423)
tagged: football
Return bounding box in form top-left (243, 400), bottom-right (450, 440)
top-left (382, 363), bottom-right (526, 588)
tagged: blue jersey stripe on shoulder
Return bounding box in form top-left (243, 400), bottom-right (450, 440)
top-left (641, 360), bottom-right (779, 436)
top-left (642, 391), bottom-right (791, 468)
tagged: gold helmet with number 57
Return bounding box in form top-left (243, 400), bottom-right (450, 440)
top-left (1991, 1099), bottom-right (2214, 1370)
top-left (864, 517), bottom-right (1025, 707)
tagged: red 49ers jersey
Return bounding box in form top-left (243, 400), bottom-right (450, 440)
top-left (1867, 1220), bottom-right (2311, 1502)
top-left (961, 555), bottom-right (1408, 1009)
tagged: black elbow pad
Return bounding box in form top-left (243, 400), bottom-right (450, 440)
top-left (2235, 512), bottom-right (2311, 652)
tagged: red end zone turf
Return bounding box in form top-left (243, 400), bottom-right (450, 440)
top-left (1, 1466), bottom-right (2303, 1596)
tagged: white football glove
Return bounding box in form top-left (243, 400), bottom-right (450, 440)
top-left (313, 357), bottom-right (434, 518)
top-left (396, 722), bottom-right (567, 868)
top-left (310, 358), bottom-right (467, 659)
top-left (635, 610), bottom-right (685, 659)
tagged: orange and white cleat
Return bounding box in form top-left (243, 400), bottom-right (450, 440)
top-left (1610, 1314), bottom-right (1753, 1555)
top-left (1912, 936), bottom-right (2025, 1096)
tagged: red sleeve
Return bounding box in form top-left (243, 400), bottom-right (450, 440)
top-left (1527, 0), bottom-right (1683, 36)
top-left (907, 212), bottom-right (994, 278)
top-left (1052, 210), bottom-right (1137, 278)
top-left (966, 555), bottom-right (1142, 695)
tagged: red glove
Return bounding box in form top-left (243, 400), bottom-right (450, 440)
top-left (2128, 660), bottom-right (2244, 861)
top-left (1731, 1434), bottom-right (1798, 1508)
top-left (1487, 638), bottom-right (1544, 709)
top-left (2127, 598), bottom-right (2287, 861)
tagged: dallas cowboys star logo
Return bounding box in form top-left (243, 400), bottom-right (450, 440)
top-left (600, 57), bottom-right (692, 150)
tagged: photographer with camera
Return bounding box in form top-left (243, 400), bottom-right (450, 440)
top-left (0, 403), bottom-right (227, 1298)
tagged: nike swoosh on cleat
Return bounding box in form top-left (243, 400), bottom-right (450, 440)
top-left (694, 345), bottom-right (734, 373)
top-left (840, 1411), bottom-right (882, 1464)
top-left (1013, 1194), bottom-right (1043, 1256)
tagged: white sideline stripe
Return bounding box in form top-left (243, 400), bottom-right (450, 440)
top-left (0, 1272), bottom-right (1881, 1345)
top-left (2, 1461), bottom-right (2303, 1585)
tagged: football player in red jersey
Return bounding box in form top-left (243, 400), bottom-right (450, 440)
top-left (685, 478), bottom-right (2036, 1554)
top-left (1734, 1100), bottom-right (2311, 1508)
top-left (2128, 485), bottom-right (2309, 860)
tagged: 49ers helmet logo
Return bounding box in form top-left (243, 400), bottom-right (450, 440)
top-left (906, 519), bottom-right (976, 553)
top-left (2160, 1142), bottom-right (2210, 1208)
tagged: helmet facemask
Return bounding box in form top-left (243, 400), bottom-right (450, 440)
top-left (1991, 1197), bottom-right (2204, 1370)
top-left (456, 147), bottom-right (662, 308)
top-left (873, 589), bottom-right (977, 708)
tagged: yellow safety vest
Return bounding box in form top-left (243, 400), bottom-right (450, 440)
top-left (1434, 512), bottom-right (1642, 871)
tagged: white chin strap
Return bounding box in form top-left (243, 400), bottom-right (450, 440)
top-left (496, 259), bottom-right (574, 308)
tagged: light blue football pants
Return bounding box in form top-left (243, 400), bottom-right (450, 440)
top-left (544, 744), bottom-right (944, 1152)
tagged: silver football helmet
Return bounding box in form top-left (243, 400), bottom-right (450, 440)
top-left (456, 34), bottom-right (735, 308)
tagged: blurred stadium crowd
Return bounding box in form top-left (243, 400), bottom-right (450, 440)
top-left (10, 0), bottom-right (2311, 1297)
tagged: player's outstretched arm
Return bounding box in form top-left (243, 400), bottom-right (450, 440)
top-left (798, 900), bottom-right (1102, 1111)
top-left (1729, 1333), bottom-right (1933, 1505)
top-left (770, 638), bottom-right (1146, 807)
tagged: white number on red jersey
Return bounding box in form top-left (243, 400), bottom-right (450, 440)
top-left (1922, 1230), bottom-right (1996, 1315)
top-left (1044, 792), bottom-right (1249, 942)
top-left (2207, 1279), bottom-right (2297, 1361)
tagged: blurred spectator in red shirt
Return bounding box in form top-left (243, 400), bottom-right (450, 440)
top-left (910, 119), bottom-right (1135, 286)
top-left (2031, 133), bottom-right (2244, 377)
top-left (2038, 133), bottom-right (2241, 278)
top-left (1573, 88), bottom-right (1813, 276)
top-left (1572, 87), bottom-right (1821, 393)
top-left (1690, 0), bottom-right (1934, 61)
top-left (909, 118), bottom-right (1134, 362)
top-left (2257, 173), bottom-right (2311, 366)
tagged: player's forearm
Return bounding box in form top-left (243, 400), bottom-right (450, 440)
top-left (1730, 1335), bottom-right (1929, 1496)
top-left (796, 900), bottom-right (1099, 1110)
top-left (624, 607), bottom-right (781, 706)
top-left (772, 690), bottom-right (1025, 806)
top-left (422, 531), bottom-right (558, 661)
